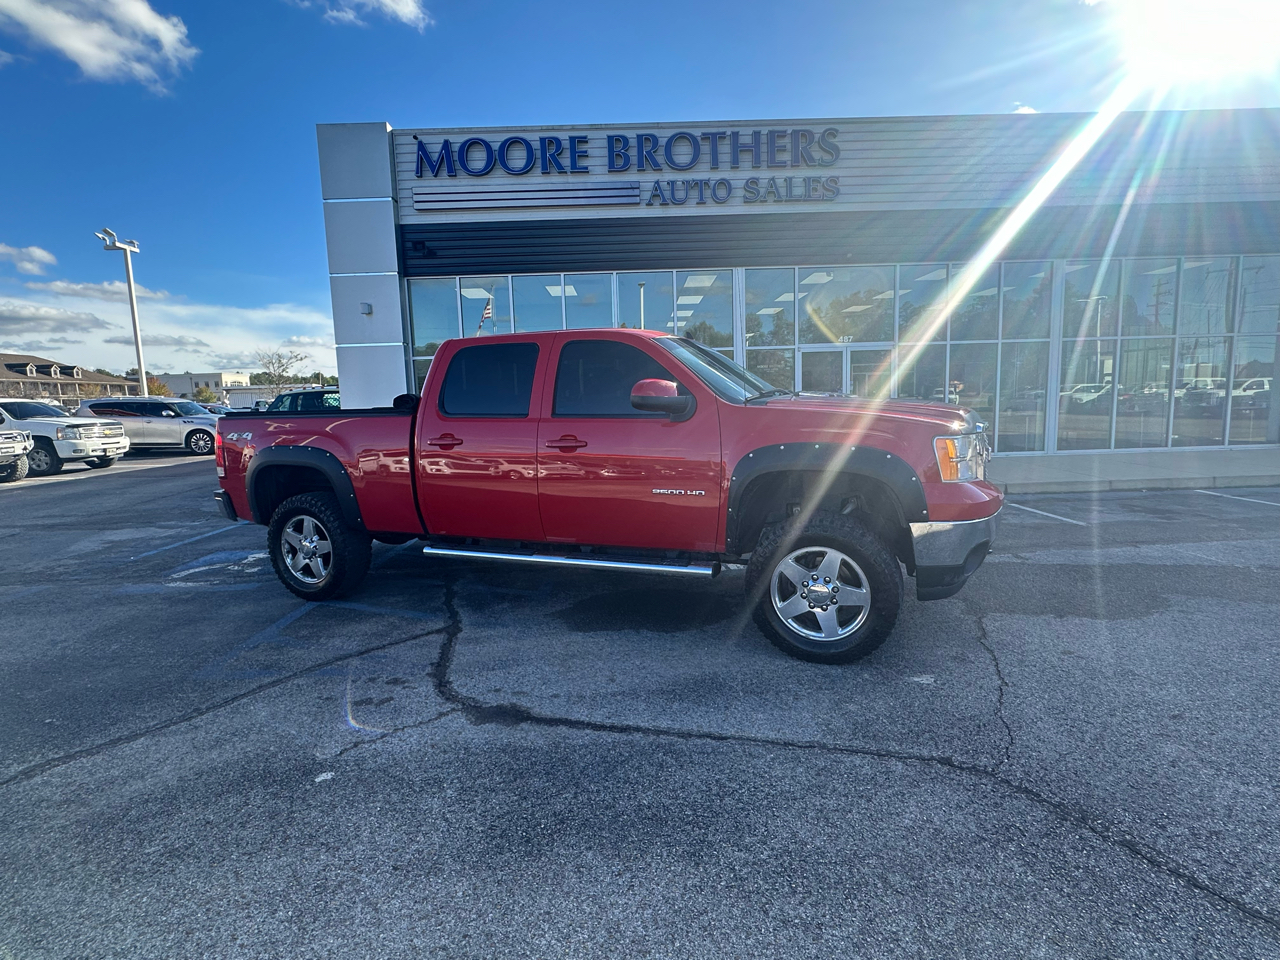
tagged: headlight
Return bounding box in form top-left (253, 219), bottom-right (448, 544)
top-left (56, 426), bottom-right (82, 440)
top-left (934, 433), bottom-right (988, 482)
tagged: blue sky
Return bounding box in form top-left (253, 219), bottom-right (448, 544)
top-left (1, 0), bottom-right (1277, 374)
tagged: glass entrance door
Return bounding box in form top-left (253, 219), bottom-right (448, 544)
top-left (799, 347), bottom-right (893, 397)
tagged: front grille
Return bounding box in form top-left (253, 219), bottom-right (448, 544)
top-left (101, 423), bottom-right (124, 438)
top-left (77, 423), bottom-right (103, 439)
top-left (0, 431), bottom-right (24, 444)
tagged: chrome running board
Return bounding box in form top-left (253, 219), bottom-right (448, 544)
top-left (421, 544), bottom-right (719, 577)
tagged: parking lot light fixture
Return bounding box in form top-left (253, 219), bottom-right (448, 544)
top-left (95, 228), bottom-right (148, 397)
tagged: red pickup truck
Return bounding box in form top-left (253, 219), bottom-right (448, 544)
top-left (214, 329), bottom-right (1001, 663)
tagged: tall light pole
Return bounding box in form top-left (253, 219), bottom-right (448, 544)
top-left (95, 228), bottom-right (147, 397)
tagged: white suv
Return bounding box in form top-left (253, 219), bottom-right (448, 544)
top-left (0, 400), bottom-right (130, 477)
top-left (76, 398), bottom-right (219, 455)
top-left (0, 417), bottom-right (35, 483)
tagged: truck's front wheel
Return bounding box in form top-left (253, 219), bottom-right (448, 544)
top-left (746, 513), bottom-right (902, 664)
top-left (267, 492), bottom-right (372, 601)
top-left (0, 455), bottom-right (29, 483)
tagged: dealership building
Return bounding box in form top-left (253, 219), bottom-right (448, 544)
top-left (316, 109), bottom-right (1279, 455)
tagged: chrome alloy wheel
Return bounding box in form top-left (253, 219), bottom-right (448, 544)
top-left (281, 515), bottom-right (333, 584)
top-left (188, 432), bottom-right (213, 454)
top-left (770, 546), bottom-right (871, 641)
top-left (27, 447), bottom-right (52, 472)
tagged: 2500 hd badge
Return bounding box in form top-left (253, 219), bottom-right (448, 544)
top-left (652, 488), bottom-right (706, 496)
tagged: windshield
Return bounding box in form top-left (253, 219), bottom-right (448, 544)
top-left (656, 337), bottom-right (775, 403)
top-left (0, 401), bottom-right (68, 419)
top-left (169, 401), bottom-right (208, 416)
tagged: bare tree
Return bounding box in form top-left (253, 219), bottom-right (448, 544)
top-left (253, 349), bottom-right (311, 389)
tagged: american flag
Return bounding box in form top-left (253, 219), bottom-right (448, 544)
top-left (477, 296), bottom-right (492, 333)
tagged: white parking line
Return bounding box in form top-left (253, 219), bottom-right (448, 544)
top-left (0, 458), bottom-right (205, 488)
top-left (1004, 502), bottom-right (1089, 526)
top-left (1194, 489), bottom-right (1280, 507)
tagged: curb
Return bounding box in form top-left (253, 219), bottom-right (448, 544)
top-left (994, 474), bottom-right (1280, 495)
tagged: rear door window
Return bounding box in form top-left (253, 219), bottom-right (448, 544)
top-left (553, 339), bottom-right (682, 417)
top-left (440, 342), bottom-right (539, 417)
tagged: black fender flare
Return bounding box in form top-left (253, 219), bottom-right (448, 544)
top-left (724, 442), bottom-right (927, 553)
top-left (245, 445), bottom-right (363, 529)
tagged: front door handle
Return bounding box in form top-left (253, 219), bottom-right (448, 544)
top-left (545, 436), bottom-right (588, 450)
top-left (426, 434), bottom-right (463, 449)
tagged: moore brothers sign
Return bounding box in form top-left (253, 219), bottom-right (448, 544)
top-left (404, 127), bottom-right (843, 212)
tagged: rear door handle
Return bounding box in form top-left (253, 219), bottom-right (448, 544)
top-left (545, 436), bottom-right (588, 450)
top-left (426, 434), bottom-right (463, 449)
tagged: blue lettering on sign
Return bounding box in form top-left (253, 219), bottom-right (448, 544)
top-left (415, 137), bottom-right (456, 178)
top-left (408, 129), bottom-right (842, 205)
top-left (457, 137), bottom-right (495, 176)
top-left (497, 136), bottom-right (536, 175)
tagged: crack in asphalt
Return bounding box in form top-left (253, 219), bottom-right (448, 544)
top-left (418, 577), bottom-right (1280, 940)
top-left (966, 598), bottom-right (1015, 772)
top-left (0, 623), bottom-right (448, 790)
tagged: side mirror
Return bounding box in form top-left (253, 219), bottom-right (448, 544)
top-left (630, 378), bottom-right (695, 422)
top-left (162, 410), bottom-right (176, 417)
top-left (392, 393), bottom-right (419, 413)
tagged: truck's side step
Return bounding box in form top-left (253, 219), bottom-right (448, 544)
top-left (421, 544), bottom-right (719, 577)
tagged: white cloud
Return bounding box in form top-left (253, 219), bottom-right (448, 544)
top-left (0, 300), bottom-right (114, 334)
top-left (283, 334), bottom-right (334, 347)
top-left (0, 242), bottom-right (57, 275)
top-left (1012, 104), bottom-right (1038, 114)
top-left (0, 48), bottom-right (14, 65)
top-left (104, 332), bottom-right (207, 348)
top-left (0, 0), bottom-right (198, 91)
top-left (308, 0), bottom-right (431, 29)
top-left (25, 278), bottom-right (168, 301)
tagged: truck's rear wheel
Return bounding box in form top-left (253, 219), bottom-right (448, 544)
top-left (746, 513), bottom-right (902, 664)
top-left (26, 440), bottom-right (63, 477)
top-left (0, 455), bottom-right (29, 483)
top-left (267, 492), bottom-right (372, 601)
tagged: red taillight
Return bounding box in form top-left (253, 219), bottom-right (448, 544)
top-left (214, 430), bottom-right (225, 468)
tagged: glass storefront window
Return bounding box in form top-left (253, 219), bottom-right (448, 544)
top-left (1229, 335), bottom-right (1279, 445)
top-left (1115, 338), bottom-right (1172, 448)
top-left (512, 275), bottom-right (563, 332)
top-left (949, 264), bottom-right (999, 341)
top-left (1002, 262), bottom-right (1052, 340)
top-left (799, 266), bottom-right (894, 344)
top-left (998, 341), bottom-right (1049, 452)
top-left (899, 265), bottom-right (949, 342)
top-left (1122, 258), bottom-right (1178, 336)
top-left (1172, 337), bottom-right (1229, 446)
top-left (408, 277), bottom-right (459, 360)
top-left (1239, 257), bottom-right (1280, 335)
top-left (747, 349), bottom-right (795, 390)
top-left (674, 270), bottom-right (733, 348)
top-left (1058, 340), bottom-right (1116, 450)
top-left (1179, 258), bottom-right (1236, 335)
top-left (564, 273), bottom-right (614, 329)
top-left (949, 343), bottom-right (996, 423)
top-left (1064, 260), bottom-right (1119, 339)
top-left (848, 349), bottom-right (892, 400)
top-left (459, 276), bottom-right (511, 336)
top-left (745, 269), bottom-right (796, 347)
top-left (617, 272), bottom-right (674, 332)
top-left (800, 350), bottom-right (842, 393)
top-left (896, 343), bottom-right (946, 400)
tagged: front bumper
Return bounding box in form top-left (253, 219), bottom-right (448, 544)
top-left (0, 442), bottom-right (33, 458)
top-left (54, 437), bottom-right (131, 461)
top-left (910, 509), bottom-right (1000, 601)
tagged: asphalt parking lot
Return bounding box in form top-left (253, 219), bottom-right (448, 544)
top-left (1, 458), bottom-right (1278, 959)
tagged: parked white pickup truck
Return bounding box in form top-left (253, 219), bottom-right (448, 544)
top-left (0, 400), bottom-right (130, 477)
top-left (0, 419), bottom-right (34, 483)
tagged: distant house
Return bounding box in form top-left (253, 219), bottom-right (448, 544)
top-left (0, 353), bottom-right (139, 403)
top-left (156, 371), bottom-right (251, 399)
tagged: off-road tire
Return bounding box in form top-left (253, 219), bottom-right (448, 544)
top-left (267, 492), bottom-right (372, 601)
top-left (0, 455), bottom-right (29, 483)
top-left (186, 430), bottom-right (214, 455)
top-left (86, 456), bottom-right (118, 469)
top-left (746, 512), bottom-right (903, 664)
top-left (26, 439), bottom-right (63, 477)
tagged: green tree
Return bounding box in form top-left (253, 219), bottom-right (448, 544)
top-left (193, 385), bottom-right (219, 403)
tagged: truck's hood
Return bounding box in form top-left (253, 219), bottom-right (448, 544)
top-left (754, 394), bottom-right (979, 430)
top-left (8, 416), bottom-right (110, 428)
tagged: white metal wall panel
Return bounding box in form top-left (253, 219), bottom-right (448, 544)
top-left (330, 273), bottom-right (406, 347)
top-left (317, 122), bottom-right (395, 201)
top-left (322, 199), bottom-right (399, 275)
top-left (335, 344), bottom-right (408, 408)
